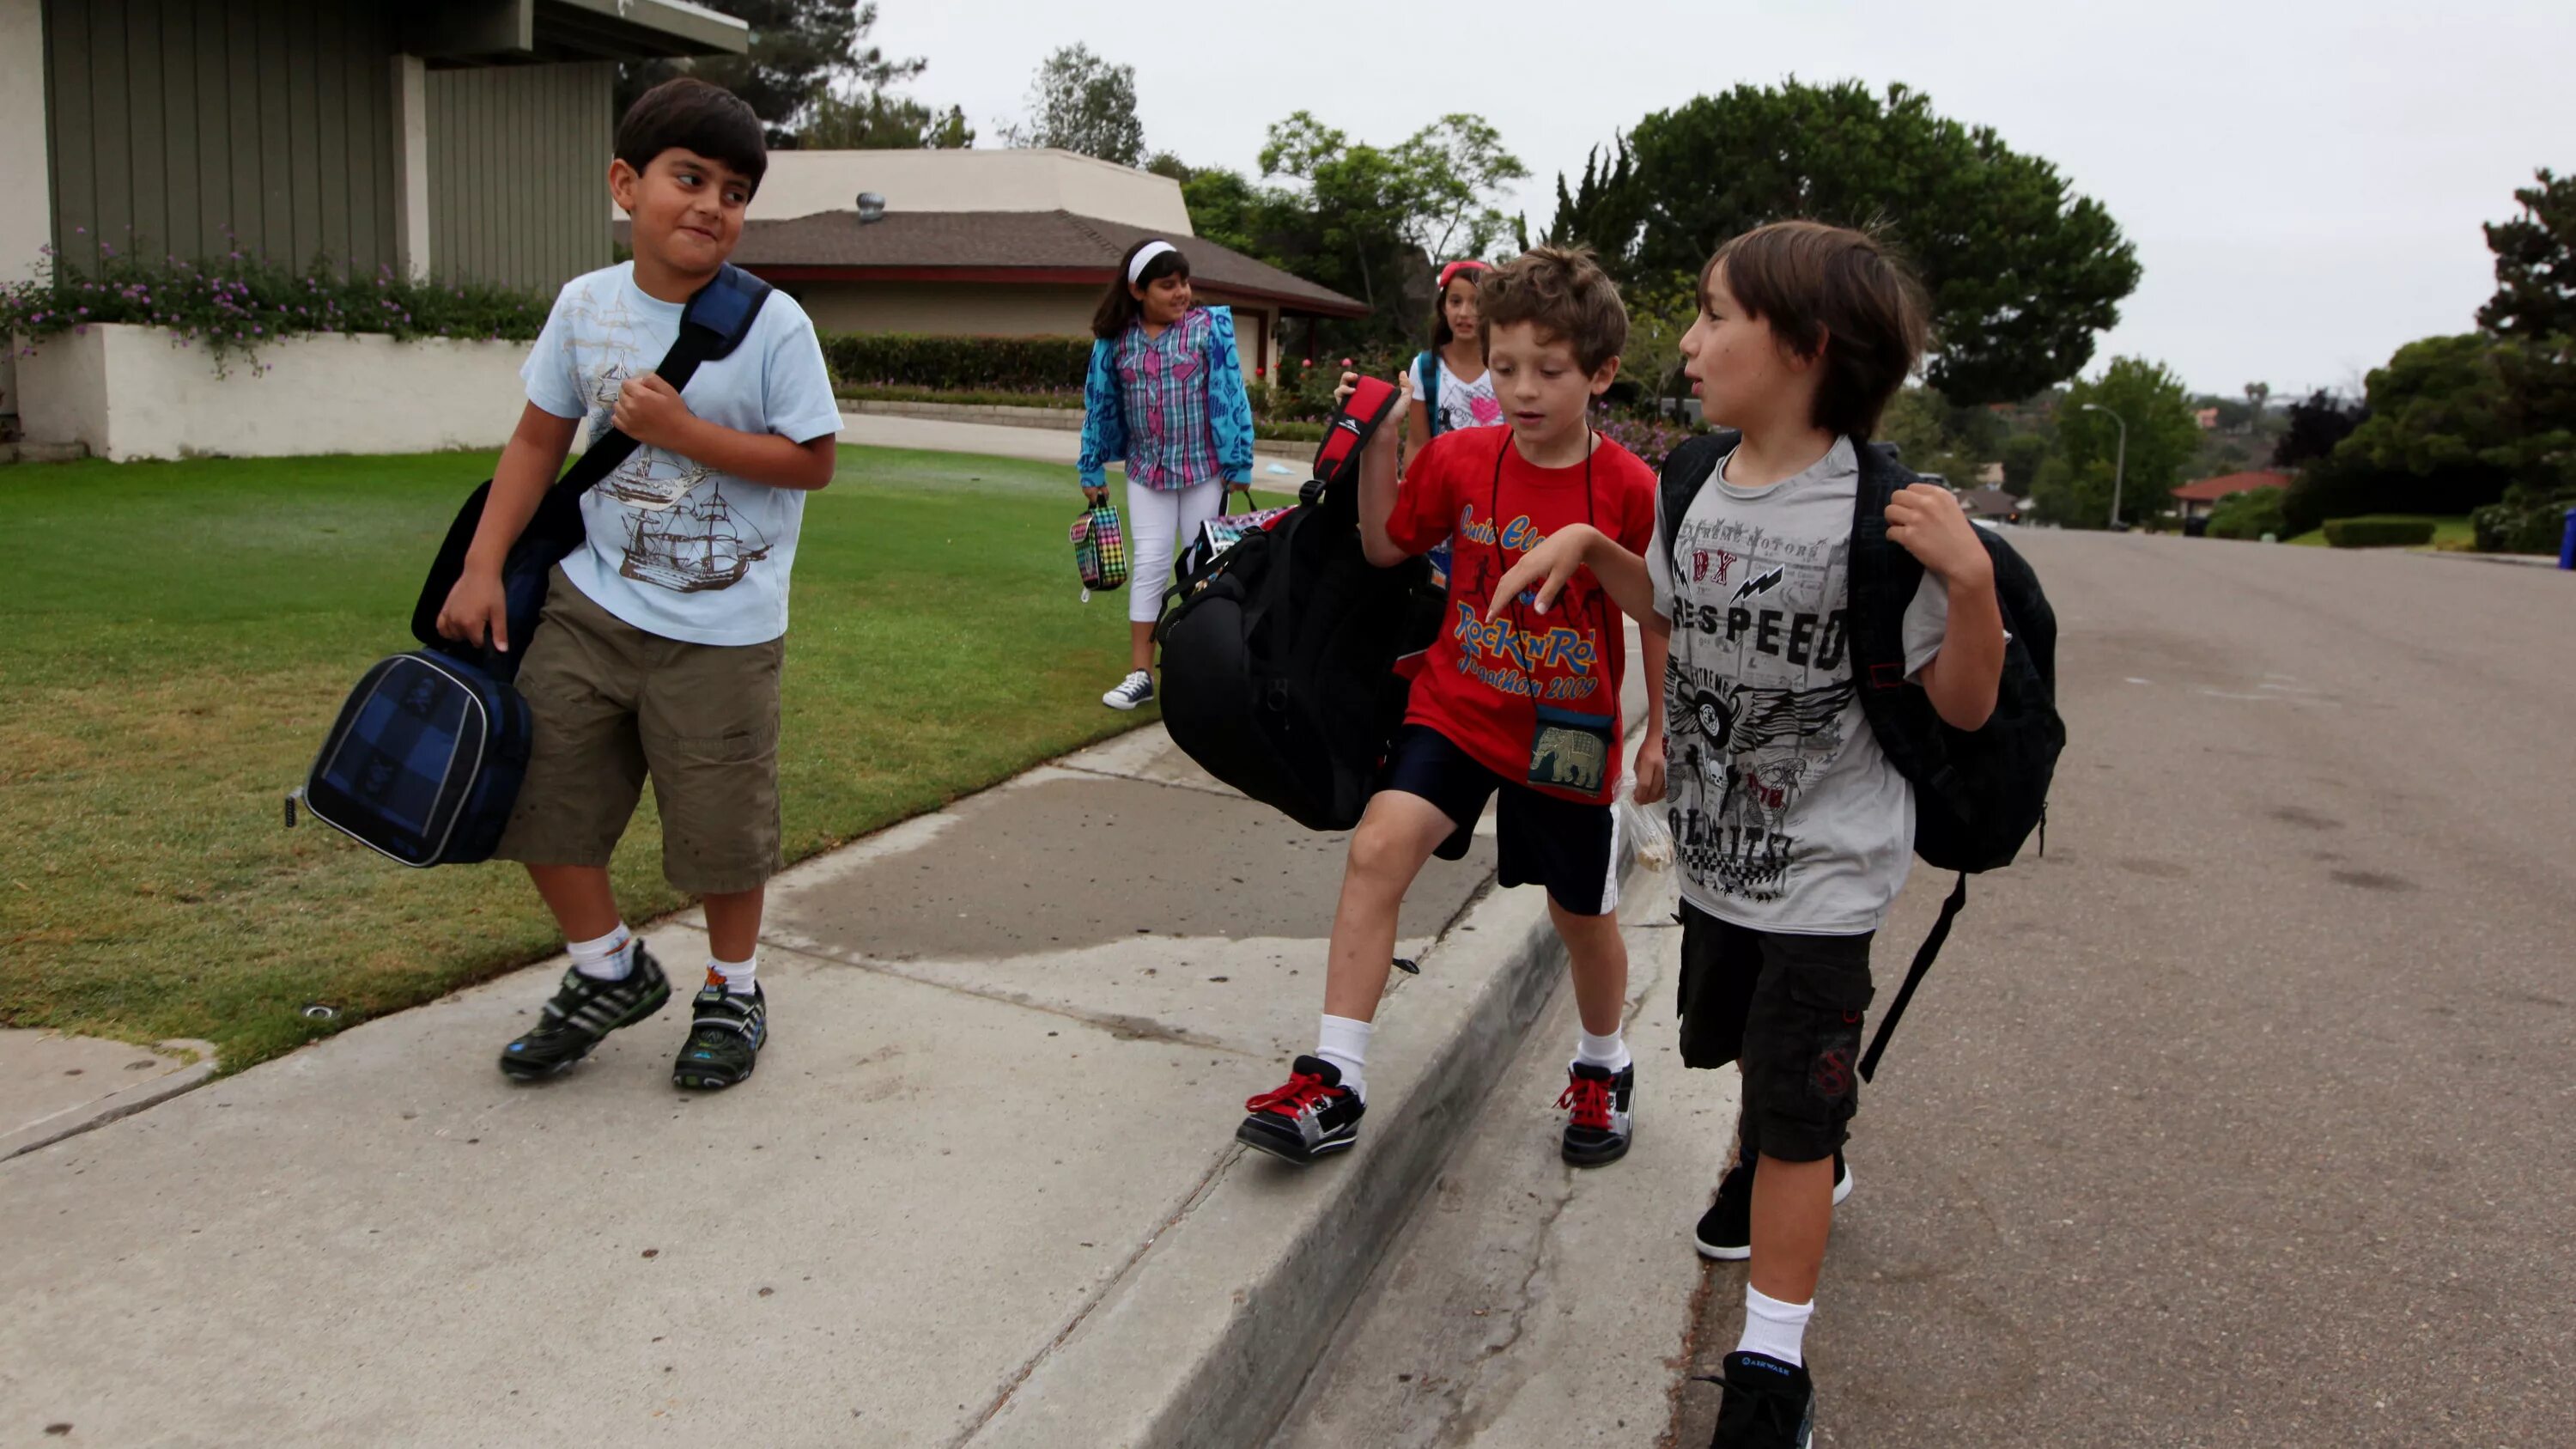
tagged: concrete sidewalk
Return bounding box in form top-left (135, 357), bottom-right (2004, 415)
top-left (3, 652), bottom-right (1649, 1446)
top-left (837, 408), bottom-right (1315, 473)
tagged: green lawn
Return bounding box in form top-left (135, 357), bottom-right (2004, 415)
top-left (2281, 514), bottom-right (2475, 548)
top-left (1, 446), bottom-right (1251, 1069)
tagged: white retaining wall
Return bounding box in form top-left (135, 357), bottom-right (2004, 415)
top-left (15, 324), bottom-right (533, 461)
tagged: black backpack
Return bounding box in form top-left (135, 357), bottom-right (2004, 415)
top-left (1154, 381), bottom-right (1442, 831)
top-left (1657, 430), bottom-right (2065, 1078)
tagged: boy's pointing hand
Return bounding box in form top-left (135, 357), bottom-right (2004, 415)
top-left (1487, 523), bottom-right (1603, 621)
top-left (613, 373), bottom-right (695, 450)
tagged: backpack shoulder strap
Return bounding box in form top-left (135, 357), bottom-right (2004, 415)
top-left (1857, 873), bottom-right (1965, 1081)
top-left (1415, 351), bottom-right (1440, 431)
top-left (1844, 438), bottom-right (1929, 696)
top-left (551, 265), bottom-right (776, 499)
top-left (1656, 429), bottom-right (1737, 571)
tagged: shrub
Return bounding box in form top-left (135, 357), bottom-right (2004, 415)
top-left (836, 383), bottom-right (1081, 409)
top-left (1, 242), bottom-right (550, 374)
top-left (2321, 516), bottom-right (2437, 549)
top-left (1594, 408), bottom-right (1705, 472)
top-left (2205, 485), bottom-right (2287, 540)
top-left (2471, 484), bottom-right (2576, 554)
top-left (820, 332), bottom-right (1094, 392)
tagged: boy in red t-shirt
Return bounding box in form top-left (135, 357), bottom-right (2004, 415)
top-left (1237, 247), bottom-right (1669, 1167)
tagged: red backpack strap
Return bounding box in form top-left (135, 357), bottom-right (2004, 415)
top-left (1308, 375), bottom-right (1403, 495)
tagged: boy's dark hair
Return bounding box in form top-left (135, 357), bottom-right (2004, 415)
top-left (1476, 246), bottom-right (1627, 373)
top-left (615, 77), bottom-right (766, 194)
top-left (1093, 238), bottom-right (1193, 339)
top-left (1703, 221), bottom-right (1930, 439)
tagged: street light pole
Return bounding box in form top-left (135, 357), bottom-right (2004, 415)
top-left (2082, 402), bottom-right (2129, 529)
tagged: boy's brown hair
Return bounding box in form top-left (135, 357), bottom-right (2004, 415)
top-left (1477, 245), bottom-right (1628, 373)
top-left (1704, 221), bottom-right (1930, 438)
top-left (615, 77), bottom-right (767, 193)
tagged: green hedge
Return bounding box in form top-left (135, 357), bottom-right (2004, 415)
top-left (837, 383), bottom-right (1081, 409)
top-left (822, 332), bottom-right (1095, 391)
top-left (2322, 516), bottom-right (2438, 549)
top-left (2205, 485), bottom-right (2287, 540)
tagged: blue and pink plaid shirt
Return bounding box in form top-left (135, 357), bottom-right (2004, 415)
top-left (1078, 305), bottom-right (1255, 492)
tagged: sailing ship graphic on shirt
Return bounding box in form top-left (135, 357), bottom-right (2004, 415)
top-left (618, 484), bottom-right (770, 593)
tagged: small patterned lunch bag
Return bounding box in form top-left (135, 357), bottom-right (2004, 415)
top-left (1071, 499), bottom-right (1128, 601)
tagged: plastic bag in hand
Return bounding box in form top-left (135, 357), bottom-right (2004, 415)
top-left (1616, 773), bottom-right (1674, 873)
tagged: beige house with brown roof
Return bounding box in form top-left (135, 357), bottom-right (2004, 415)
top-left (626, 149), bottom-right (1366, 381)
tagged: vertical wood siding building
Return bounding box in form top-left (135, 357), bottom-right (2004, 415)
top-left (4, 0), bottom-right (745, 291)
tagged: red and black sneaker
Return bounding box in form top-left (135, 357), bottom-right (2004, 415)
top-left (1558, 1061), bottom-right (1636, 1166)
top-left (1236, 1056), bottom-right (1365, 1166)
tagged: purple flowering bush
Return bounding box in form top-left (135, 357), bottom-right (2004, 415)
top-left (1592, 403), bottom-right (1704, 471)
top-left (2, 239), bottom-right (550, 375)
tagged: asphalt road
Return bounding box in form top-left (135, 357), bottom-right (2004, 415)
top-left (1671, 534), bottom-right (2575, 1447)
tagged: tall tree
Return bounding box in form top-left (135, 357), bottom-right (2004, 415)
top-left (617, 1), bottom-right (921, 145)
top-left (1002, 44), bottom-right (1145, 167)
top-left (2244, 381), bottom-right (2270, 423)
top-left (2273, 389), bottom-right (2366, 470)
top-left (2476, 167), bottom-right (2576, 516)
top-left (1547, 81), bottom-right (2141, 405)
top-left (2332, 335), bottom-right (2516, 508)
top-left (2478, 167), bottom-right (2576, 342)
top-left (2031, 357), bottom-right (2200, 528)
top-left (1256, 112), bottom-right (1525, 339)
top-left (799, 89), bottom-right (973, 149)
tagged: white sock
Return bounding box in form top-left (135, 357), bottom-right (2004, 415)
top-left (1316, 1014), bottom-right (1372, 1102)
top-left (1735, 1285), bottom-right (1815, 1367)
top-left (568, 923), bottom-right (635, 981)
top-left (1574, 1026), bottom-right (1632, 1074)
top-left (711, 949), bottom-right (757, 995)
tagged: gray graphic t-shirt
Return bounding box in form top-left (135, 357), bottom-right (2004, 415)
top-left (1649, 437), bottom-right (1947, 934)
top-left (522, 264), bottom-right (843, 646)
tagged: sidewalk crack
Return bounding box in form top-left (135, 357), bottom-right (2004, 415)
top-left (949, 1142), bottom-right (1249, 1446)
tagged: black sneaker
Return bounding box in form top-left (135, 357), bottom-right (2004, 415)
top-left (1236, 1056), bottom-right (1364, 1165)
top-left (1706, 1351), bottom-right (1814, 1448)
top-left (1558, 1061), bottom-right (1636, 1166)
top-left (1694, 1151), bottom-right (1853, 1261)
top-left (672, 977), bottom-right (767, 1090)
top-left (499, 944), bottom-right (670, 1081)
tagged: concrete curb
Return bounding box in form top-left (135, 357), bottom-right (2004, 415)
top-left (965, 838), bottom-right (1643, 1449)
top-left (0, 1039), bottom-right (218, 1161)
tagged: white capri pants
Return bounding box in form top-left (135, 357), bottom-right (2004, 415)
top-left (1125, 478), bottom-right (1226, 624)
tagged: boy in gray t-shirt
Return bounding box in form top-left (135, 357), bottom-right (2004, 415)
top-left (1648, 433), bottom-right (1947, 934)
top-left (1489, 222), bottom-right (2008, 1446)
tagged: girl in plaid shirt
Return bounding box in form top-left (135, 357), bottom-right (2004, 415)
top-left (1078, 237), bottom-right (1256, 710)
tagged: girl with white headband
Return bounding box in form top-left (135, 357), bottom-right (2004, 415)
top-left (1078, 236), bottom-right (1256, 710)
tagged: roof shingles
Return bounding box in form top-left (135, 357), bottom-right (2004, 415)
top-left (681, 209), bottom-right (1366, 316)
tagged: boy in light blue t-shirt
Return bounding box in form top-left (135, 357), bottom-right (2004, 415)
top-left (433, 77), bottom-right (843, 1093)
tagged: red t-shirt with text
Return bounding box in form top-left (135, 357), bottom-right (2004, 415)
top-left (1386, 428), bottom-right (1657, 803)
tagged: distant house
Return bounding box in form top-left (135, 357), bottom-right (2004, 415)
top-left (1955, 487), bottom-right (2026, 524)
top-left (2171, 469), bottom-right (2291, 522)
top-left (2195, 407), bottom-right (2221, 430)
top-left (641, 149), bottom-right (1369, 381)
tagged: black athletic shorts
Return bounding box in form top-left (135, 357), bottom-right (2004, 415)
top-left (1376, 724), bottom-right (1620, 917)
top-left (1675, 901), bottom-right (1875, 1163)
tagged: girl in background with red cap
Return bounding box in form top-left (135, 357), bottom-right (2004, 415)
top-left (1404, 259), bottom-right (1503, 587)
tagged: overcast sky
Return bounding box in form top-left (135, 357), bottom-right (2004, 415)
top-left (866, 0), bottom-right (2573, 400)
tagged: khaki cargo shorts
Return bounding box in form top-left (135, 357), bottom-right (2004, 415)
top-left (494, 569), bottom-right (784, 894)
